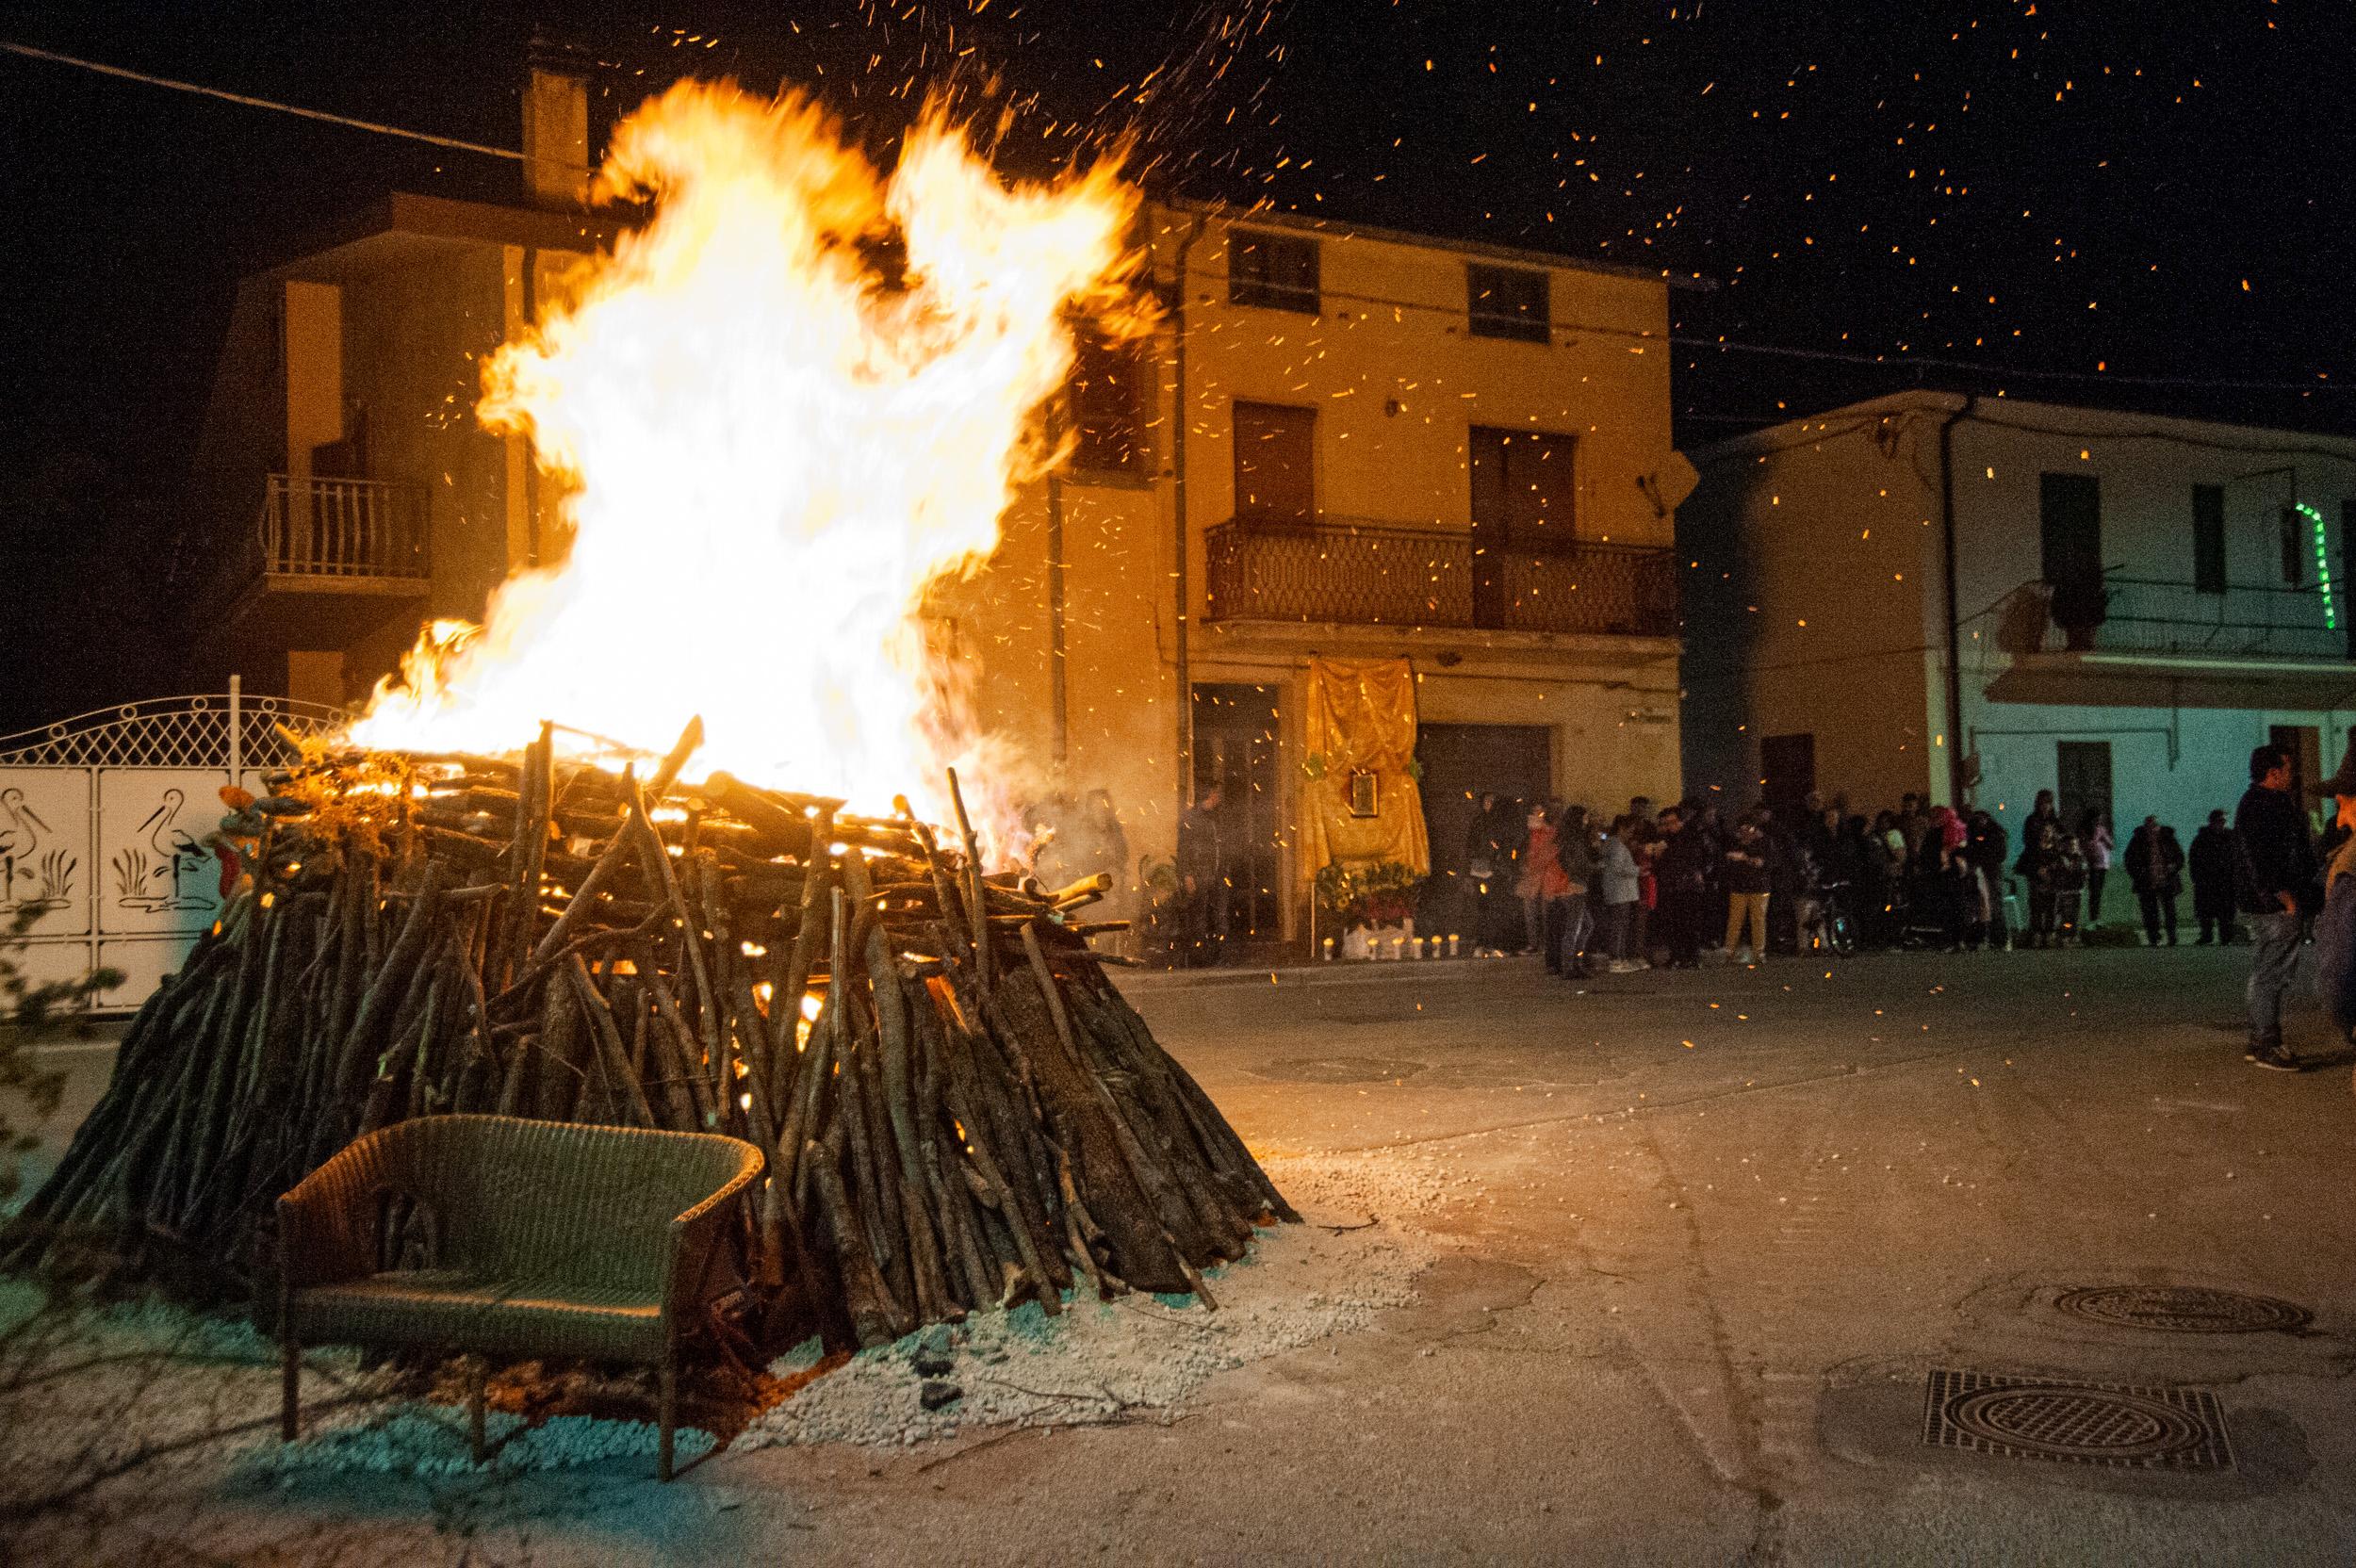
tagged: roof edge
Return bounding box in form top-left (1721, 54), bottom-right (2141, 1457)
top-left (1160, 196), bottom-right (1714, 291)
top-left (1693, 389), bottom-right (2356, 465)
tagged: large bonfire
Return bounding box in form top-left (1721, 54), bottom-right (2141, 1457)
top-left (6, 83), bottom-right (1294, 1346)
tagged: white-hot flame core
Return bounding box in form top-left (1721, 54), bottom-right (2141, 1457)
top-left (352, 83), bottom-right (1137, 821)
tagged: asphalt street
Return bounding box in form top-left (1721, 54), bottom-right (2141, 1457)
top-left (12, 943), bottom-right (2356, 1564)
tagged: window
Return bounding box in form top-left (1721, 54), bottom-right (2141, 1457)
top-left (1469, 426), bottom-right (1577, 547)
top-left (2191, 483), bottom-right (2225, 595)
top-left (1066, 336), bottom-right (1147, 476)
top-left (1466, 264), bottom-right (1549, 343)
top-left (1233, 401), bottom-right (1316, 525)
top-left (2037, 472), bottom-right (2102, 588)
top-left (2280, 506), bottom-right (2304, 586)
top-left (1227, 231), bottom-right (1319, 313)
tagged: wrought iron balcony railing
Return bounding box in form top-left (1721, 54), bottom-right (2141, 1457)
top-left (1203, 518), bottom-right (1680, 638)
top-left (259, 474), bottom-right (430, 580)
top-left (2004, 575), bottom-right (2348, 662)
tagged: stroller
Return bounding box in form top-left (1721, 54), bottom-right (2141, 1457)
top-left (1798, 878), bottom-right (1860, 956)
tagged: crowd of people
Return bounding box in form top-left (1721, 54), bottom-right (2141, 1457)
top-left (1058, 744), bottom-right (2356, 1075)
top-left (1460, 771), bottom-right (2311, 981)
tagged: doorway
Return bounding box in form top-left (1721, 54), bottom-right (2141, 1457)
top-left (1190, 683), bottom-right (1285, 947)
top-left (2056, 740), bottom-right (2114, 836)
top-left (1415, 723), bottom-right (1553, 938)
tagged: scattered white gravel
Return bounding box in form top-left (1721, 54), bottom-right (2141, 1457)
top-left (1263, 1147), bottom-right (1467, 1219)
top-left (738, 1155), bottom-right (1441, 1452)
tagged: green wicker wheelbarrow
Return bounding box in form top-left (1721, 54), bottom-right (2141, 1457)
top-left (276, 1115), bottom-right (762, 1480)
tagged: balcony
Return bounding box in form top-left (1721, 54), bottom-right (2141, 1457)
top-left (259, 474), bottom-right (429, 580)
top-left (1203, 518), bottom-right (1680, 641)
top-left (1989, 574), bottom-right (2354, 709)
top-left (222, 474), bottom-right (431, 645)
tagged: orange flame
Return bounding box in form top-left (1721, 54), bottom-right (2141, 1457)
top-left (352, 82), bottom-right (1139, 822)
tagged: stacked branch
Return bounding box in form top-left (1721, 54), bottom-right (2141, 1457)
top-left (3, 721), bottom-right (1295, 1346)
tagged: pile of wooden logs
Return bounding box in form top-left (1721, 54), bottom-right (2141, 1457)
top-left (3, 719), bottom-right (1295, 1346)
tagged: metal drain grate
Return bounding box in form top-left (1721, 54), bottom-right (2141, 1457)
top-left (2055, 1285), bottom-right (2313, 1335)
top-left (1922, 1369), bottom-right (2233, 1471)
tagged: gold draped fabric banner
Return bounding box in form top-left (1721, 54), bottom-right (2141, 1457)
top-left (1302, 655), bottom-right (1429, 879)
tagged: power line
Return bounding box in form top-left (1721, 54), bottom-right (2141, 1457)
top-left (1162, 261), bottom-right (2344, 396)
top-left (0, 38), bottom-right (581, 171)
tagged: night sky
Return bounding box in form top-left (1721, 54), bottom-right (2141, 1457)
top-left (3, 0), bottom-right (2350, 724)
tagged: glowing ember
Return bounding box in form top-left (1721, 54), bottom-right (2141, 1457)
top-left (352, 81), bottom-right (1140, 822)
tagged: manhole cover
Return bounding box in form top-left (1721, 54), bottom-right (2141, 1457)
top-left (2055, 1285), bottom-right (2312, 1335)
top-left (1251, 1055), bottom-right (1426, 1085)
top-left (1922, 1369), bottom-right (2232, 1471)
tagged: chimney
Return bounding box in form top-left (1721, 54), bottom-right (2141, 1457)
top-left (521, 29), bottom-right (593, 208)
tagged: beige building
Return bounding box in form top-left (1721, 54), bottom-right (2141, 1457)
top-left (187, 57), bottom-right (1693, 954)
top-left (1681, 390), bottom-right (2356, 836)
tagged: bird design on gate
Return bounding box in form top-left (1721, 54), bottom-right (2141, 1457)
top-left (0, 787), bottom-right (74, 914)
top-left (111, 788), bottom-right (211, 913)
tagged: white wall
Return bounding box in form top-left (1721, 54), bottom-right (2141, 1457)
top-left (1967, 702), bottom-right (2353, 839)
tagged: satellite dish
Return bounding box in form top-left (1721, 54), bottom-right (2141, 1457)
top-left (1636, 451), bottom-right (1700, 517)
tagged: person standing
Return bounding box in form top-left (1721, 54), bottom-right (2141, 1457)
top-left (2015, 821), bottom-right (2058, 948)
top-left (1656, 805), bottom-right (1708, 969)
top-left (1630, 819), bottom-right (1661, 966)
top-left (2079, 809), bottom-right (2114, 928)
top-left (2309, 742), bottom-right (2356, 1054)
top-left (2053, 832), bottom-right (2090, 944)
top-left (1464, 792), bottom-right (1517, 956)
top-left (1519, 803), bottom-right (1571, 972)
top-left (1895, 794), bottom-right (1928, 867)
top-left (2025, 789), bottom-right (2062, 847)
top-left (2236, 745), bottom-right (2318, 1071)
top-left (2124, 814), bottom-right (2183, 946)
top-left (1596, 816), bottom-right (1643, 972)
top-left (1696, 803), bottom-right (1729, 951)
top-left (1964, 809), bottom-right (2010, 951)
top-left (2189, 808), bottom-right (2239, 945)
top-left (1556, 806), bottom-right (1597, 977)
top-left (1175, 784), bottom-right (1228, 967)
top-left (1722, 815), bottom-right (1772, 964)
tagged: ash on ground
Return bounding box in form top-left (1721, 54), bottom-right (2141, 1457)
top-left (739, 1155), bottom-right (1439, 1451)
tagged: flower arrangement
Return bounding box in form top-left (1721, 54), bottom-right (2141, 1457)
top-left (1314, 860), bottom-right (1423, 929)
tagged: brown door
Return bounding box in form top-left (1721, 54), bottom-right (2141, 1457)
top-left (1191, 683), bottom-right (1285, 942)
top-left (1470, 426), bottom-right (1579, 628)
top-left (1234, 402), bottom-right (1316, 527)
top-left (1415, 723), bottom-right (1553, 935)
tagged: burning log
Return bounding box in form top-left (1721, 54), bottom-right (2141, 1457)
top-left (2, 727), bottom-right (1295, 1349)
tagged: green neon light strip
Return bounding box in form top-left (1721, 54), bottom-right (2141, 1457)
top-left (2296, 502), bottom-right (2335, 631)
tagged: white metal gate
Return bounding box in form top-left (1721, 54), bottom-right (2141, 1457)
top-left (0, 685), bottom-right (346, 1011)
